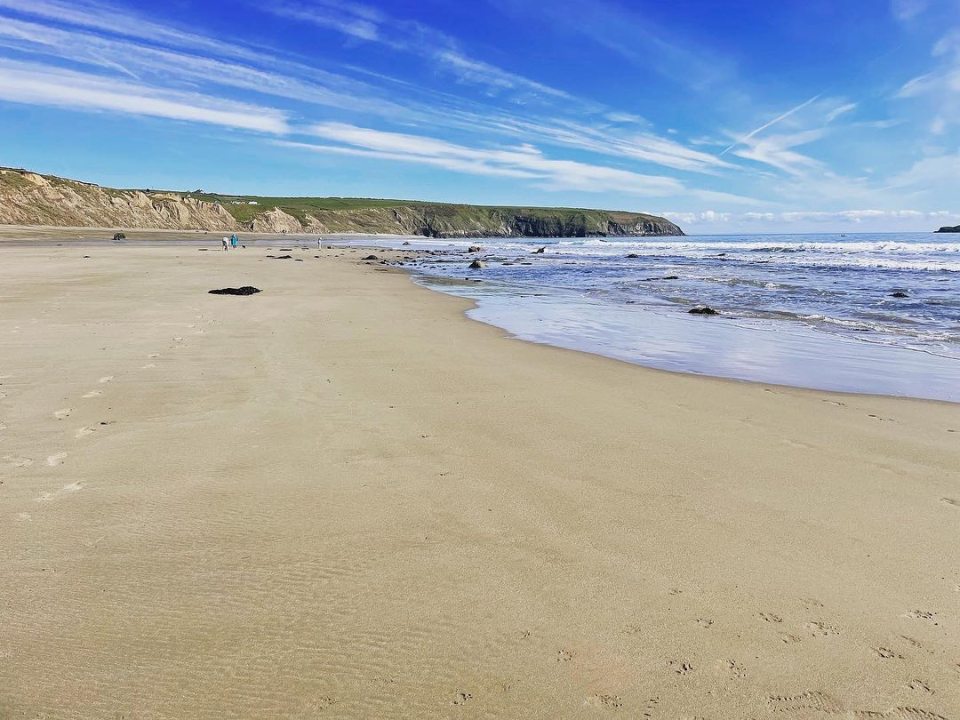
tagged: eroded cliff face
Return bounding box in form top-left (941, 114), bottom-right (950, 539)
top-left (0, 168), bottom-right (684, 237)
top-left (0, 169), bottom-right (237, 230)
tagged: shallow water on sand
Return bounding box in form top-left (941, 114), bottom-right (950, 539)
top-left (341, 232), bottom-right (960, 402)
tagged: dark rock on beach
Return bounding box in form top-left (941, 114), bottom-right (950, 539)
top-left (363, 254), bottom-right (379, 260)
top-left (209, 286), bottom-right (261, 296)
top-left (688, 306), bottom-right (720, 315)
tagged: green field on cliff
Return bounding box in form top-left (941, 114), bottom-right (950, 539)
top-left (186, 191), bottom-right (649, 228)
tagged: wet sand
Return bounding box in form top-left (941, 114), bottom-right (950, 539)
top-left (1, 242), bottom-right (958, 718)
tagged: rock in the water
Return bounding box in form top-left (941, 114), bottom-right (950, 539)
top-left (663, 275), bottom-right (679, 280)
top-left (209, 286), bottom-right (261, 296)
top-left (363, 254), bottom-right (378, 260)
top-left (688, 305), bottom-right (719, 315)
top-left (626, 253), bottom-right (640, 258)
top-left (402, 241), bottom-right (411, 245)
top-left (935, 225), bottom-right (960, 233)
top-left (889, 291), bottom-right (909, 298)
top-left (468, 245), bottom-right (482, 253)
top-left (533, 246), bottom-right (546, 254)
top-left (468, 259), bottom-right (485, 269)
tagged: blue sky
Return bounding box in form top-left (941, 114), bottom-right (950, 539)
top-left (0, 0), bottom-right (958, 233)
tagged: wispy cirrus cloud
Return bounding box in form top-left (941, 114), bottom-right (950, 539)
top-left (896, 29), bottom-right (960, 133)
top-left (0, 0), bottom-right (749, 183)
top-left (489, 0), bottom-right (738, 94)
top-left (720, 94), bottom-right (821, 156)
top-left (284, 123), bottom-right (687, 195)
top-left (890, 0), bottom-right (928, 22)
top-left (0, 0), bottom-right (268, 64)
top-left (262, 0), bottom-right (573, 101)
top-left (0, 59), bottom-right (289, 133)
top-left (0, 15), bottom-right (421, 121)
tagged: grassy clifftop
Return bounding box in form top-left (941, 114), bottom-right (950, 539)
top-left (0, 167), bottom-right (684, 237)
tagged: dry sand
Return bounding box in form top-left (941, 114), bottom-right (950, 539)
top-left (0, 242), bottom-right (958, 719)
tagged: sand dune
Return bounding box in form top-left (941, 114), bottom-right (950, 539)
top-left (0, 242), bottom-right (957, 718)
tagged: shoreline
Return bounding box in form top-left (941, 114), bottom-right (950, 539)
top-left (2, 229), bottom-right (959, 406)
top-left (1, 243), bottom-right (958, 717)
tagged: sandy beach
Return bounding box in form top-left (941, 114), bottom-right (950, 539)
top-left (1, 241), bottom-right (958, 719)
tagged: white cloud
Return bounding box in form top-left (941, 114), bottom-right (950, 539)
top-left (0, 0), bottom-right (267, 64)
top-left (263, 0), bottom-right (572, 101)
top-left (731, 128), bottom-right (827, 175)
top-left (434, 50), bottom-right (572, 99)
top-left (890, 0), bottom-right (928, 22)
top-left (720, 94), bottom-right (821, 156)
top-left (0, 15), bottom-right (422, 121)
top-left (825, 102), bottom-right (857, 123)
top-left (0, 60), bottom-right (289, 133)
top-left (288, 123), bottom-right (686, 196)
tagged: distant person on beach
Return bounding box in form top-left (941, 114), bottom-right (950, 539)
top-left (230, 234), bottom-right (239, 249)
top-left (317, 238), bottom-right (322, 250)
top-left (222, 237), bottom-right (228, 251)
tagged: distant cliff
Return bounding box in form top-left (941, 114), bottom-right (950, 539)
top-left (935, 225), bottom-right (959, 233)
top-left (0, 167), bottom-right (684, 237)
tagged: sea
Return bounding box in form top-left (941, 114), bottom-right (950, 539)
top-left (333, 232), bottom-right (960, 403)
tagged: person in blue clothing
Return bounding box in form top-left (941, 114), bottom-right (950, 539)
top-left (230, 233), bottom-right (239, 249)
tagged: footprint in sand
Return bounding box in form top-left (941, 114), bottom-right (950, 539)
top-left (46, 452), bottom-right (67, 466)
top-left (668, 660), bottom-right (694, 675)
top-left (852, 707), bottom-right (949, 719)
top-left (758, 612), bottom-right (783, 624)
top-left (4, 454), bottom-right (33, 468)
top-left (147, 353), bottom-right (160, 359)
top-left (82, 390), bottom-right (102, 399)
top-left (806, 620), bottom-right (840, 636)
top-left (585, 694), bottom-right (622, 710)
top-left (36, 481), bottom-right (82, 502)
top-left (903, 610), bottom-right (938, 626)
top-left (907, 679), bottom-right (934, 694)
top-left (940, 498), bottom-right (959, 508)
top-left (141, 363), bottom-right (156, 369)
top-left (74, 426), bottom-right (95, 439)
top-left (98, 376), bottom-right (113, 384)
top-left (767, 691), bottom-right (842, 713)
top-left (451, 692), bottom-right (473, 706)
top-left (53, 408), bottom-right (72, 420)
top-left (16, 512), bottom-right (31, 521)
top-left (875, 646), bottom-right (904, 659)
top-left (723, 659), bottom-right (746, 678)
